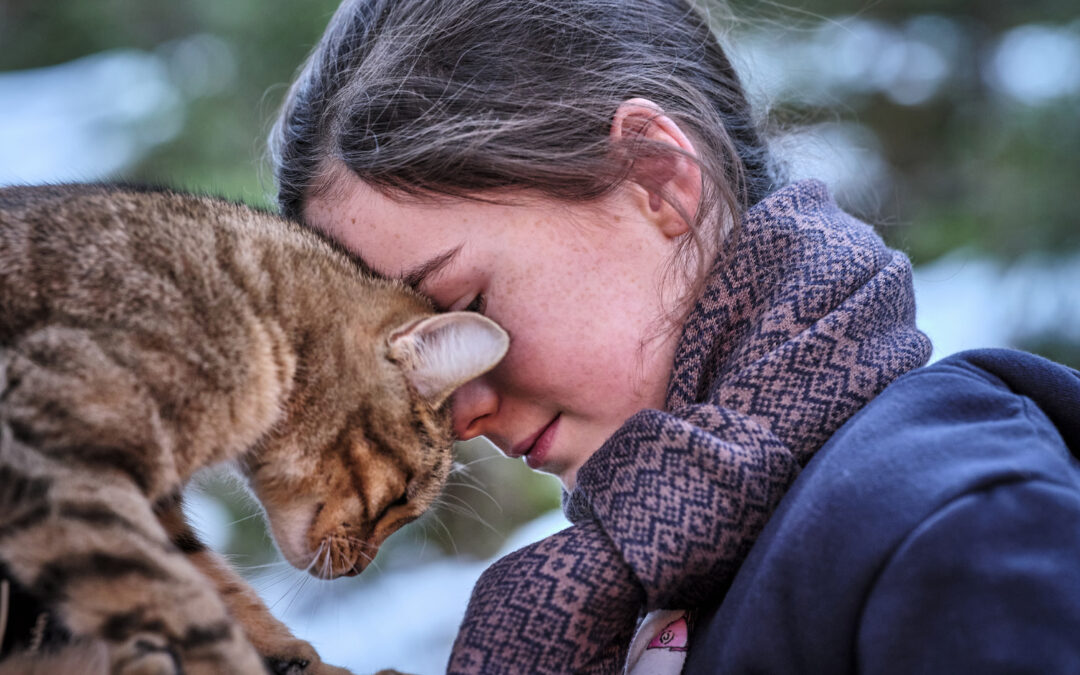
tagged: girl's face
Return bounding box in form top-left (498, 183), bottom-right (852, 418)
top-left (305, 172), bottom-right (689, 490)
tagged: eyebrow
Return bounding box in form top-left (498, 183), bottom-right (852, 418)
top-left (400, 245), bottom-right (463, 290)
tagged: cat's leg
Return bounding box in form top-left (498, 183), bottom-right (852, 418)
top-left (0, 335), bottom-right (267, 674)
top-left (0, 451), bottom-right (268, 674)
top-left (155, 493), bottom-right (354, 675)
top-left (0, 638), bottom-right (109, 675)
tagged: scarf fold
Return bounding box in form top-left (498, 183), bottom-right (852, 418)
top-left (448, 180), bottom-right (932, 674)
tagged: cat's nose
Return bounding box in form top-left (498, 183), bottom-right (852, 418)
top-left (451, 376), bottom-right (499, 440)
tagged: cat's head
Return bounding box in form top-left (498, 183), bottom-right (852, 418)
top-left (241, 307), bottom-right (508, 578)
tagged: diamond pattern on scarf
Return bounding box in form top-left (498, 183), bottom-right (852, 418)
top-left (450, 520), bottom-right (641, 674)
top-left (570, 407), bottom-right (797, 610)
top-left (448, 180), bottom-right (932, 673)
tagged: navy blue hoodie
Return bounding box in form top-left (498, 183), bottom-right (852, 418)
top-left (686, 348), bottom-right (1080, 673)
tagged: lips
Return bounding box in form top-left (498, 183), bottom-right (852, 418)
top-left (509, 415), bottom-right (560, 468)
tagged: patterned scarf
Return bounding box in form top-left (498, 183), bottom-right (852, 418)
top-left (448, 180), bottom-right (932, 673)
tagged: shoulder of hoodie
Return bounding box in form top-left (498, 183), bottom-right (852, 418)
top-left (759, 347), bottom-right (1080, 559)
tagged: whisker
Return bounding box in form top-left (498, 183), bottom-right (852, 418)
top-left (354, 547), bottom-right (382, 574)
top-left (235, 559), bottom-right (293, 573)
top-left (252, 566), bottom-right (302, 593)
top-left (436, 507), bottom-right (500, 539)
top-left (226, 511), bottom-right (265, 527)
top-left (266, 543), bottom-right (325, 611)
top-left (434, 494), bottom-right (479, 517)
top-left (267, 569), bottom-right (307, 611)
top-left (315, 541), bottom-right (331, 581)
top-left (346, 534), bottom-right (376, 550)
top-left (336, 535), bottom-right (383, 573)
top-left (441, 482), bottom-right (503, 512)
top-left (418, 526), bottom-right (429, 558)
top-left (437, 493), bottom-right (500, 534)
top-left (425, 511), bottom-right (458, 555)
top-left (461, 455), bottom-right (493, 468)
top-left (450, 452), bottom-right (505, 475)
top-left (302, 545), bottom-right (318, 576)
top-left (283, 574), bottom-right (312, 616)
top-left (428, 493), bottom-right (476, 519)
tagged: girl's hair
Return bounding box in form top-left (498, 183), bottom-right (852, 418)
top-left (269, 0), bottom-right (775, 294)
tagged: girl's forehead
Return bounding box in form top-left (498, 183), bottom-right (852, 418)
top-left (309, 170), bottom-right (553, 236)
top-left (304, 176), bottom-right (477, 278)
top-left (304, 167), bottom-right (632, 283)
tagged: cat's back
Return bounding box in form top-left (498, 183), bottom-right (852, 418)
top-left (2, 184), bottom-right (220, 336)
top-left (0, 183), bottom-right (351, 344)
top-left (0, 183), bottom-right (408, 481)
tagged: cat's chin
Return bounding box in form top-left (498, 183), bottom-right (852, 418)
top-left (266, 506), bottom-right (379, 578)
top-left (263, 501), bottom-right (323, 573)
top-left (308, 535), bottom-right (377, 579)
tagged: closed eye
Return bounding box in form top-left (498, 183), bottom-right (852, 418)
top-left (374, 493), bottom-right (409, 525)
top-left (463, 293), bottom-right (486, 314)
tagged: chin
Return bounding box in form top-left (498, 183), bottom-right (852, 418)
top-left (551, 462), bottom-right (580, 492)
top-left (264, 501), bottom-right (320, 571)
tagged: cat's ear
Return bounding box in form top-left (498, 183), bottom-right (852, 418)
top-left (388, 312), bottom-right (509, 407)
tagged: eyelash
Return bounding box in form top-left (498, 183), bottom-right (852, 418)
top-left (463, 293), bottom-right (486, 314)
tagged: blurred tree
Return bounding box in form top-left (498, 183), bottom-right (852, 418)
top-left (1, 0), bottom-right (344, 203)
top-left (4, 0), bottom-right (1076, 259)
top-left (2, 0), bottom-right (1077, 565)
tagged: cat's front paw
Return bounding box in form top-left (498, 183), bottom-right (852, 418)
top-left (263, 637), bottom-right (354, 675)
top-left (265, 657), bottom-right (354, 675)
top-left (265, 659), bottom-right (355, 675)
top-left (265, 657), bottom-right (309, 675)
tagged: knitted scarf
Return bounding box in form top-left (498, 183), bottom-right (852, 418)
top-left (448, 180), bottom-right (932, 673)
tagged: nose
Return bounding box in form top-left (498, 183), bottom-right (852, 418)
top-left (451, 376), bottom-right (499, 440)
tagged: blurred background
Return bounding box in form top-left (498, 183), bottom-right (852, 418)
top-left (1, 0), bottom-right (1077, 672)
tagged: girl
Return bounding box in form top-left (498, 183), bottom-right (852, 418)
top-left (270, 0), bottom-right (1080, 672)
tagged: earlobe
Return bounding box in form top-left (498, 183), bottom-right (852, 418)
top-left (610, 98), bottom-right (702, 239)
top-left (387, 312), bottom-right (509, 408)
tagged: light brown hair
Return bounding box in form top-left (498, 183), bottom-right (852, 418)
top-left (269, 0), bottom-right (776, 296)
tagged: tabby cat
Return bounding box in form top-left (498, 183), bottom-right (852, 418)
top-left (0, 184), bottom-right (508, 674)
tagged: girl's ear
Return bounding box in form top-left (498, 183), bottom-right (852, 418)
top-left (610, 97), bottom-right (702, 238)
top-left (388, 312), bottom-right (509, 408)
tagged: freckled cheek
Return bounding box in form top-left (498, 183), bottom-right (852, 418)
top-left (493, 327), bottom-right (616, 402)
top-left (492, 278), bottom-right (645, 394)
